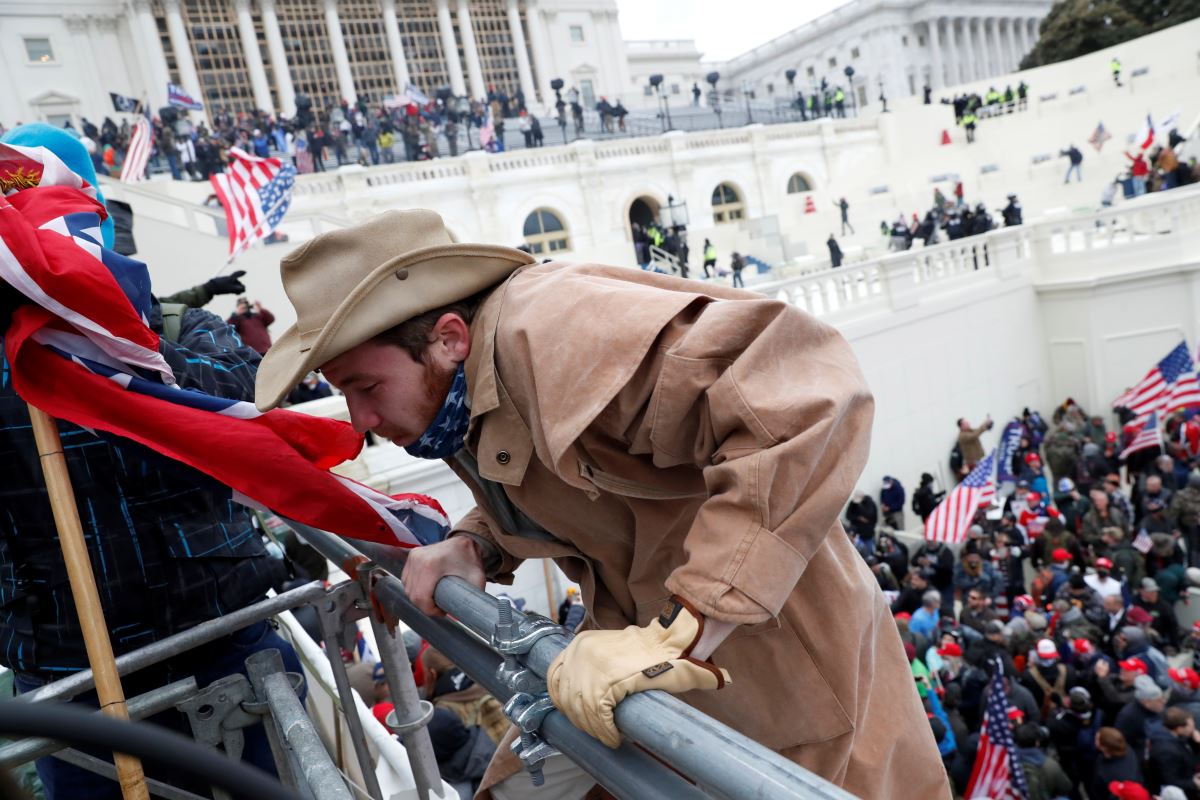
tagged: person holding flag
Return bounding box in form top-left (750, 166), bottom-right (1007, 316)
top-left (967, 658), bottom-right (1032, 799)
top-left (0, 127), bottom-right (448, 798)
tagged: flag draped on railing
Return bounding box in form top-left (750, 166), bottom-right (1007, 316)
top-left (925, 451), bottom-right (996, 543)
top-left (0, 142), bottom-right (445, 548)
top-left (211, 147), bottom-right (296, 260)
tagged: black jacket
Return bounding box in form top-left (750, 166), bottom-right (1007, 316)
top-left (1148, 731), bottom-right (1200, 798)
top-left (0, 305), bottom-right (276, 676)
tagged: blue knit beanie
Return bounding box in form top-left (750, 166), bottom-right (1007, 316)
top-left (1, 122), bottom-right (114, 249)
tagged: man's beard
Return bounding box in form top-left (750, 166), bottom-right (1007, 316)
top-left (423, 358), bottom-right (457, 410)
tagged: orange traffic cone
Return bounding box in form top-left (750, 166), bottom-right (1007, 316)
top-left (940, 129), bottom-right (952, 146)
top-left (803, 194), bottom-right (816, 214)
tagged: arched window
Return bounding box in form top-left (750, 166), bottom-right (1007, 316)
top-left (711, 183), bottom-right (744, 224)
top-left (522, 208), bottom-right (570, 254)
top-left (786, 173), bottom-right (813, 194)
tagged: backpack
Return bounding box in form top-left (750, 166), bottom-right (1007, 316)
top-left (950, 442), bottom-right (964, 474)
top-left (159, 302), bottom-right (186, 343)
top-left (1019, 759), bottom-right (1048, 800)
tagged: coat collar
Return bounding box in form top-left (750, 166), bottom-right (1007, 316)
top-left (462, 268), bottom-right (533, 486)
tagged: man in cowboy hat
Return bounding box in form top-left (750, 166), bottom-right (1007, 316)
top-left (255, 209), bottom-right (948, 798)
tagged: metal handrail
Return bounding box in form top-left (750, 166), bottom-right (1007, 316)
top-left (285, 520), bottom-right (856, 800)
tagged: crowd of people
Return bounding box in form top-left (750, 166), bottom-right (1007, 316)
top-left (0, 83), bottom-right (582, 182)
top-left (845, 399), bottom-right (1200, 799)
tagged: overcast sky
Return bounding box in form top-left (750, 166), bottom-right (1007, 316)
top-left (614, 0), bottom-right (853, 61)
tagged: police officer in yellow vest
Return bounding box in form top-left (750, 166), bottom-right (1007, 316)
top-left (1111, 56), bottom-right (1122, 87)
top-left (702, 238), bottom-right (717, 278)
top-left (833, 87), bottom-right (846, 118)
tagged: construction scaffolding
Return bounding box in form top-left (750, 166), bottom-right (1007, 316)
top-left (0, 520), bottom-right (855, 800)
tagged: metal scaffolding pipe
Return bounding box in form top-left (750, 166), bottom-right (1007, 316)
top-left (287, 521), bottom-right (852, 799)
top-left (0, 677), bottom-right (199, 768)
top-left (370, 577), bottom-right (705, 800)
top-left (248, 649), bottom-right (353, 800)
top-left (20, 582), bottom-right (327, 705)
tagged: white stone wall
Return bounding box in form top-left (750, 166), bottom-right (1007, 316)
top-left (0, 1), bottom-right (146, 127)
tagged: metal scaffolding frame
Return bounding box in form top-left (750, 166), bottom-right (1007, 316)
top-left (0, 519), bottom-right (856, 799)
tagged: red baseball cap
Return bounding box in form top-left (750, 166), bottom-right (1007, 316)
top-left (1072, 638), bottom-right (1095, 655)
top-left (1024, 452), bottom-right (1041, 465)
top-left (1007, 707), bottom-right (1025, 723)
top-left (1125, 606), bottom-right (1153, 626)
top-left (1168, 667), bottom-right (1200, 689)
top-left (1119, 657), bottom-right (1148, 674)
top-left (1027, 491), bottom-right (1042, 506)
top-left (937, 642), bottom-right (963, 658)
top-left (1105, 431), bottom-right (1118, 443)
top-left (1095, 557), bottom-right (1113, 569)
top-left (1051, 547), bottom-right (1072, 563)
top-left (894, 611), bottom-right (912, 622)
top-left (1108, 781), bottom-right (1150, 800)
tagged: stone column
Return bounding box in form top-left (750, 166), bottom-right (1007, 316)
top-left (94, 16), bottom-right (135, 100)
top-left (259, 0), bottom-right (296, 117)
top-left (506, 0), bottom-right (538, 106)
top-left (987, 17), bottom-right (1003, 78)
top-left (162, 0), bottom-right (203, 107)
top-left (65, 16), bottom-right (106, 121)
top-left (455, 0), bottom-right (486, 100)
top-left (943, 17), bottom-right (960, 86)
top-left (970, 18), bottom-right (986, 81)
top-left (232, 0), bottom-right (274, 112)
top-left (1016, 17), bottom-right (1030, 62)
top-left (1004, 19), bottom-right (1021, 71)
top-left (1030, 18), bottom-right (1041, 46)
top-left (380, 0), bottom-right (411, 91)
top-left (321, 0), bottom-right (357, 104)
top-left (927, 17), bottom-right (944, 89)
top-left (129, 0), bottom-right (171, 109)
top-left (434, 0), bottom-right (466, 97)
top-left (525, 0), bottom-right (555, 110)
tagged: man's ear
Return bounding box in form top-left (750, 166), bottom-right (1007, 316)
top-left (431, 312), bottom-right (471, 363)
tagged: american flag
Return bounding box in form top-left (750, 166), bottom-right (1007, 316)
top-left (119, 115), bottom-right (152, 184)
top-left (210, 147), bottom-right (295, 259)
top-left (1113, 342), bottom-right (1200, 417)
top-left (0, 141), bottom-right (446, 549)
top-left (925, 450), bottom-right (996, 543)
top-left (1121, 411), bottom-right (1161, 460)
top-left (1088, 121), bottom-right (1111, 151)
top-left (966, 662), bottom-right (1030, 800)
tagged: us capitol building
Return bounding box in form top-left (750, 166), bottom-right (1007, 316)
top-left (0, 0), bottom-right (1049, 126)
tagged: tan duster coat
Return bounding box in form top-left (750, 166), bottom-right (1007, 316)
top-left (446, 262), bottom-right (949, 798)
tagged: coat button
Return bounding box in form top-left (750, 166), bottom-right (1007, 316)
top-left (496, 450), bottom-right (511, 465)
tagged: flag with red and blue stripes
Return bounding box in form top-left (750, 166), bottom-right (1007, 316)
top-left (0, 141), bottom-right (447, 548)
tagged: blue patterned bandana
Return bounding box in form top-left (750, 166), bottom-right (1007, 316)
top-left (404, 363), bottom-right (470, 460)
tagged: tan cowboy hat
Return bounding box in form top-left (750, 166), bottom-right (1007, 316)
top-left (255, 209), bottom-right (534, 411)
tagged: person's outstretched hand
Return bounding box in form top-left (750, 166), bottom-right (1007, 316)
top-left (204, 270), bottom-right (247, 296)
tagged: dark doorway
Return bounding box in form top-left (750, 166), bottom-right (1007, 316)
top-left (628, 196), bottom-right (660, 236)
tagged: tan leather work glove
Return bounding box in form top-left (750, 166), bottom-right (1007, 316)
top-left (546, 595), bottom-right (731, 748)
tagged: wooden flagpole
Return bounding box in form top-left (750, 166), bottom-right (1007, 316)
top-left (27, 405), bottom-right (149, 800)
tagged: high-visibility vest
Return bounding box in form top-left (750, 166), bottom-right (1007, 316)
top-left (1110, 59), bottom-right (1120, 73)
top-left (962, 113), bottom-right (977, 126)
top-left (649, 227), bottom-right (663, 247)
top-left (704, 245), bottom-right (717, 261)
top-left (834, 89), bottom-right (845, 102)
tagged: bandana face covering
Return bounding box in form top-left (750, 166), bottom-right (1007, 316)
top-left (404, 363), bottom-right (469, 460)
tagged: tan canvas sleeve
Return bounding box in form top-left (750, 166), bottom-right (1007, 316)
top-left (448, 506), bottom-right (522, 584)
